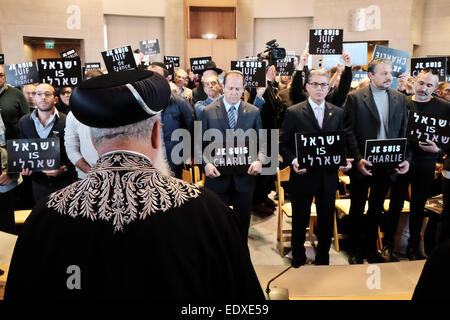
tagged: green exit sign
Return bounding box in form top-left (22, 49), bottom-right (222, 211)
top-left (45, 42), bottom-right (55, 49)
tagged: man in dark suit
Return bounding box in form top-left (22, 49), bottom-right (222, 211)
top-left (344, 58), bottom-right (410, 264)
top-left (280, 69), bottom-right (352, 267)
top-left (200, 71), bottom-right (264, 241)
top-left (19, 83), bottom-right (75, 202)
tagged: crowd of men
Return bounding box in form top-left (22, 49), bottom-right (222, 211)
top-left (1, 49), bottom-right (450, 278)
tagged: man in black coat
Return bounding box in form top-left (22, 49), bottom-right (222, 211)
top-left (200, 71), bottom-right (265, 241)
top-left (344, 58), bottom-right (410, 264)
top-left (280, 69), bottom-right (351, 267)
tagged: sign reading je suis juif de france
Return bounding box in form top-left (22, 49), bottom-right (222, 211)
top-left (164, 56), bottom-right (180, 67)
top-left (205, 141), bottom-right (256, 175)
top-left (230, 60), bottom-right (266, 88)
top-left (139, 39), bottom-right (160, 56)
top-left (37, 57), bottom-right (83, 87)
top-left (411, 56), bottom-right (447, 82)
top-left (372, 45), bottom-right (410, 77)
top-left (364, 138), bottom-right (407, 168)
top-left (275, 56), bottom-right (295, 76)
top-left (84, 62), bottom-right (101, 71)
top-left (60, 48), bottom-right (79, 59)
top-left (190, 56), bottom-right (212, 74)
top-left (5, 62), bottom-right (40, 87)
top-left (101, 46), bottom-right (137, 73)
top-left (309, 29), bottom-right (344, 55)
top-left (7, 138), bottom-right (60, 173)
top-left (406, 110), bottom-right (450, 147)
top-left (295, 131), bottom-right (347, 168)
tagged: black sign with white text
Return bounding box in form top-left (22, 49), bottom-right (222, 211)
top-left (60, 48), bottom-right (79, 59)
top-left (164, 56), bottom-right (180, 67)
top-left (364, 138), bottom-right (407, 168)
top-left (190, 56), bottom-right (212, 74)
top-left (206, 141), bottom-right (256, 175)
top-left (101, 46), bottom-right (137, 73)
top-left (165, 62), bottom-right (174, 79)
top-left (7, 138), bottom-right (60, 173)
top-left (231, 60), bottom-right (266, 88)
top-left (295, 131), bottom-right (346, 168)
top-left (140, 39), bottom-right (160, 56)
top-left (352, 71), bottom-right (368, 82)
top-left (309, 29), bottom-right (343, 55)
top-left (411, 56), bottom-right (447, 81)
top-left (5, 62), bottom-right (39, 87)
top-left (276, 56), bottom-right (295, 76)
top-left (37, 58), bottom-right (82, 87)
top-left (84, 62), bottom-right (101, 71)
top-left (372, 45), bottom-right (410, 77)
top-left (0, 54), bottom-right (4, 65)
top-left (406, 110), bottom-right (450, 147)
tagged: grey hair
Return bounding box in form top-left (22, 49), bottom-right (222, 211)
top-left (309, 68), bottom-right (330, 81)
top-left (90, 115), bottom-right (159, 146)
top-left (368, 58), bottom-right (392, 74)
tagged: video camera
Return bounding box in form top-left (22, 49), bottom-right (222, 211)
top-left (257, 39), bottom-right (286, 65)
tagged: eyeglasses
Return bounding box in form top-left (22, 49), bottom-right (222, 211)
top-left (308, 82), bottom-right (329, 89)
top-left (0, 73), bottom-right (5, 77)
top-left (204, 81), bottom-right (218, 86)
top-left (62, 90), bottom-right (72, 95)
top-left (35, 91), bottom-right (54, 97)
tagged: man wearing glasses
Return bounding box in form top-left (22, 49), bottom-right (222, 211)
top-left (0, 65), bottom-right (29, 233)
top-left (344, 58), bottom-right (410, 264)
top-left (280, 69), bottom-right (351, 267)
top-left (194, 74), bottom-right (223, 120)
top-left (19, 83), bottom-right (75, 202)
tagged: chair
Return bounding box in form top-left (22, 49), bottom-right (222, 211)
top-left (182, 165), bottom-right (205, 187)
top-left (14, 210), bottom-right (32, 225)
top-left (275, 166), bottom-right (317, 256)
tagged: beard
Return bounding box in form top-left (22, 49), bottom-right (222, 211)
top-left (152, 140), bottom-right (173, 177)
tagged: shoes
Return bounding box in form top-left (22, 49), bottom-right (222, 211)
top-left (407, 247), bottom-right (427, 260)
top-left (253, 203), bottom-right (274, 215)
top-left (366, 251), bottom-right (386, 264)
top-left (381, 245), bottom-right (400, 262)
top-left (291, 256), bottom-right (306, 268)
top-left (348, 254), bottom-right (363, 264)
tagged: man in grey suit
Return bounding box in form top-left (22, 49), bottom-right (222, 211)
top-left (344, 58), bottom-right (411, 264)
top-left (201, 71), bottom-right (264, 241)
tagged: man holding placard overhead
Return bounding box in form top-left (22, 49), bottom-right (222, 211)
top-left (280, 68), bottom-right (352, 267)
top-left (344, 58), bottom-right (410, 264)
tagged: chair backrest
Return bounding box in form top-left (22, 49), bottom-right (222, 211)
top-left (181, 167), bottom-right (193, 183)
top-left (194, 165), bottom-right (205, 186)
top-left (276, 166), bottom-right (291, 207)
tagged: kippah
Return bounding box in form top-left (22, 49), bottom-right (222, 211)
top-left (70, 69), bottom-right (171, 128)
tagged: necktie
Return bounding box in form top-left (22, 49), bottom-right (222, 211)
top-left (316, 107), bottom-right (323, 129)
top-left (228, 106), bottom-right (236, 130)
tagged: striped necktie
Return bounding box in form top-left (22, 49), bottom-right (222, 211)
top-left (228, 106), bottom-right (236, 130)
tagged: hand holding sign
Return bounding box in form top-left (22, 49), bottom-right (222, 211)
top-left (395, 160), bottom-right (410, 175)
top-left (292, 158), bottom-right (307, 175)
top-left (247, 160), bottom-right (262, 176)
top-left (205, 163), bottom-right (221, 178)
top-left (339, 158), bottom-right (353, 172)
top-left (298, 49), bottom-right (309, 70)
top-left (357, 158), bottom-right (372, 176)
top-left (419, 139), bottom-right (440, 153)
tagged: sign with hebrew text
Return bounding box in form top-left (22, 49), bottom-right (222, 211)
top-left (406, 111), bottom-right (450, 147)
top-left (295, 131), bottom-right (346, 168)
top-left (37, 58), bottom-right (82, 87)
top-left (7, 138), bottom-right (60, 173)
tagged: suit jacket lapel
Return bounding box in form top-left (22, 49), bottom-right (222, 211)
top-left (216, 101), bottom-right (230, 132)
top-left (321, 102), bottom-right (334, 131)
top-left (387, 89), bottom-right (397, 138)
top-left (364, 87), bottom-right (381, 126)
top-left (235, 101), bottom-right (246, 129)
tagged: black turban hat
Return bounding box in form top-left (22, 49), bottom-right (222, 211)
top-left (70, 69), bottom-right (171, 128)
